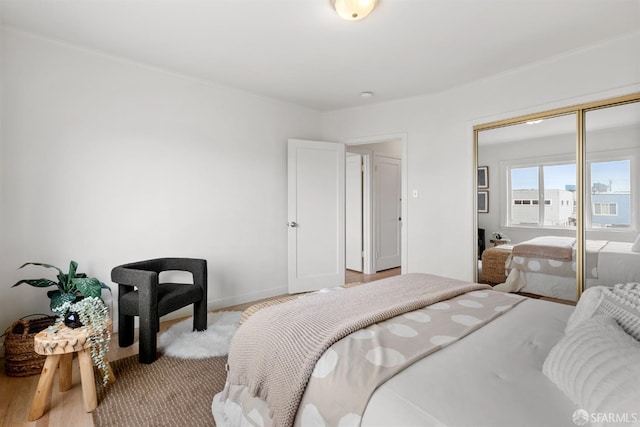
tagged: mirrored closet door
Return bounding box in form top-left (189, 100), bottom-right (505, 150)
top-left (583, 100), bottom-right (640, 290)
top-left (475, 94), bottom-right (640, 303)
top-left (476, 114), bottom-right (578, 301)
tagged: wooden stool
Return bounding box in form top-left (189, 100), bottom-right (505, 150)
top-left (28, 324), bottom-right (114, 421)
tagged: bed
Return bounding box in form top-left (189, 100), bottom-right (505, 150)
top-left (212, 273), bottom-right (640, 427)
top-left (493, 236), bottom-right (640, 301)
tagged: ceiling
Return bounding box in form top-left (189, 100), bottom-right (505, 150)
top-left (1, 0), bottom-right (638, 111)
top-left (479, 101), bottom-right (640, 145)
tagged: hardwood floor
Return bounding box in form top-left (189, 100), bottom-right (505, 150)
top-left (0, 269), bottom-right (401, 427)
top-left (346, 267), bottom-right (401, 284)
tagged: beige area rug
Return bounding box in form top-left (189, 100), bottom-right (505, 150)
top-left (93, 354), bottom-right (227, 426)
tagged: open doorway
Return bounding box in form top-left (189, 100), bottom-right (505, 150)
top-left (286, 136), bottom-right (405, 294)
top-left (346, 139), bottom-right (403, 281)
top-left (346, 267), bottom-right (402, 285)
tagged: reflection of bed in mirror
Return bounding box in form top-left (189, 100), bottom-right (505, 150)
top-left (475, 98), bottom-right (640, 301)
top-left (493, 236), bottom-right (640, 301)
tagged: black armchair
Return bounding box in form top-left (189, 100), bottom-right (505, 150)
top-left (111, 258), bottom-right (208, 364)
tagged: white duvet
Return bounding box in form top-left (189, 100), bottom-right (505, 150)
top-left (361, 298), bottom-right (576, 427)
top-left (595, 241), bottom-right (640, 286)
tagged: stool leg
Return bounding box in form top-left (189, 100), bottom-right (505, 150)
top-left (77, 349), bottom-right (97, 412)
top-left (59, 353), bottom-right (73, 392)
top-left (28, 354), bottom-right (61, 421)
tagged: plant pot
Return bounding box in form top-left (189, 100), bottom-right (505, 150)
top-left (63, 311), bottom-right (83, 328)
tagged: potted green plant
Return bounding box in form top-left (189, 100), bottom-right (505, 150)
top-left (49, 297), bottom-right (112, 386)
top-left (12, 261), bottom-right (111, 310)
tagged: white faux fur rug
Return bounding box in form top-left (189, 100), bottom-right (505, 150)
top-left (158, 311), bottom-right (242, 359)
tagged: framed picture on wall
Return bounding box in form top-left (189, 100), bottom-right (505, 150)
top-left (477, 166), bottom-right (489, 189)
top-left (478, 190), bottom-right (489, 213)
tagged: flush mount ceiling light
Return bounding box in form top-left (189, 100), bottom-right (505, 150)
top-left (331, 0), bottom-right (378, 21)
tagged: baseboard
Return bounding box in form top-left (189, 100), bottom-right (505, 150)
top-left (110, 285), bottom-right (289, 333)
top-left (207, 285), bottom-right (289, 311)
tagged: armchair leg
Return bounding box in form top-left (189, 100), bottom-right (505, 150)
top-left (118, 314), bottom-right (134, 347)
top-left (193, 301), bottom-right (207, 331)
top-left (138, 315), bottom-right (158, 364)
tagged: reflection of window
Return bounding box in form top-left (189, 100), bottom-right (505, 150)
top-left (506, 157), bottom-right (634, 229)
top-left (512, 199), bottom-right (551, 206)
top-left (508, 162), bottom-right (575, 228)
top-left (593, 203), bottom-right (617, 216)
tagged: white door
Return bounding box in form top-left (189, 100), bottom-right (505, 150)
top-left (345, 153), bottom-right (363, 272)
top-left (288, 139), bottom-right (345, 293)
top-left (375, 155), bottom-right (401, 271)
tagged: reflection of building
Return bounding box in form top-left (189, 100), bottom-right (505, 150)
top-left (511, 189), bottom-right (575, 226)
top-left (511, 187), bottom-right (631, 228)
top-left (591, 192), bottom-right (631, 227)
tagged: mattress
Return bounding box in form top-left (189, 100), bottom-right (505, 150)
top-left (361, 298), bottom-right (576, 427)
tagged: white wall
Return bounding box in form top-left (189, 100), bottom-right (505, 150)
top-left (321, 32), bottom-right (640, 282)
top-left (0, 29), bottom-right (322, 338)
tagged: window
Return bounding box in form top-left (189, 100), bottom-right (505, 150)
top-left (593, 203), bottom-right (617, 216)
top-left (507, 158), bottom-right (632, 229)
top-left (508, 162), bottom-right (575, 228)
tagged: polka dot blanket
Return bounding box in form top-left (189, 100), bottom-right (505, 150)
top-left (213, 273), bottom-right (525, 427)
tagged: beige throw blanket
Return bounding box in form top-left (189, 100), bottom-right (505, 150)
top-left (220, 273), bottom-right (490, 427)
top-left (512, 236), bottom-right (576, 261)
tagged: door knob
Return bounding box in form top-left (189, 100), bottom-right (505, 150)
top-left (288, 221), bottom-right (298, 228)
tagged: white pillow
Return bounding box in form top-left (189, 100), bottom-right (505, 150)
top-left (565, 286), bottom-right (604, 333)
top-left (633, 234), bottom-right (640, 253)
top-left (595, 283), bottom-right (640, 341)
top-left (543, 315), bottom-right (640, 423)
top-left (567, 283), bottom-right (640, 341)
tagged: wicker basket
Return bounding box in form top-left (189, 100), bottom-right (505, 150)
top-left (3, 315), bottom-right (57, 377)
top-left (481, 247), bottom-right (512, 285)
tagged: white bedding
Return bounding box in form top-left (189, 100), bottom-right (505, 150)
top-left (361, 298), bottom-right (577, 427)
top-left (594, 241), bottom-right (640, 287)
top-left (499, 270), bottom-right (578, 301)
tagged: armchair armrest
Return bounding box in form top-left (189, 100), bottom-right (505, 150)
top-left (111, 266), bottom-right (158, 288)
top-left (111, 258), bottom-right (207, 291)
